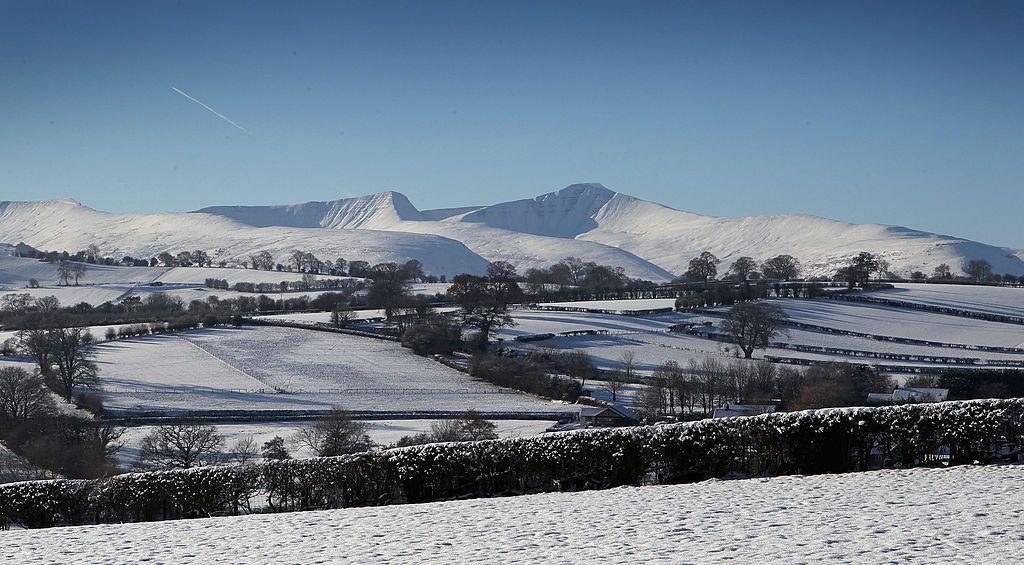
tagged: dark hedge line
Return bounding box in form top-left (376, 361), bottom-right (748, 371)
top-left (2, 398), bottom-right (1022, 529)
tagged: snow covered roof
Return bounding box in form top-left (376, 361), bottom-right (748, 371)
top-left (578, 404), bottom-right (639, 421)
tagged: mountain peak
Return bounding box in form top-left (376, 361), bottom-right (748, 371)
top-left (554, 183), bottom-right (614, 197)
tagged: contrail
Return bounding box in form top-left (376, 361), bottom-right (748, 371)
top-left (172, 86), bottom-right (250, 134)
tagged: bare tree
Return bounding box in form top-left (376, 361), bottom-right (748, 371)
top-left (618, 350), bottom-right (637, 380)
top-left (17, 328), bottom-right (55, 377)
top-left (690, 356), bottom-right (725, 415)
top-left (685, 251), bottom-right (719, 282)
top-left (224, 435), bottom-right (260, 465)
top-left (34, 295), bottom-right (61, 313)
top-left (366, 263), bottom-right (412, 320)
top-left (56, 261), bottom-right (73, 286)
top-left (261, 436), bottom-right (291, 460)
top-left (561, 351), bottom-right (596, 389)
top-left (728, 256), bottom-right (758, 281)
top-left (48, 326), bottom-right (99, 400)
top-left (967, 259), bottom-right (993, 282)
top-left (136, 424), bottom-right (224, 470)
top-left (0, 366), bottom-right (55, 425)
top-left (653, 361), bottom-right (685, 415)
top-left (0, 293), bottom-right (33, 312)
top-left (71, 262), bottom-right (87, 285)
top-left (250, 251), bottom-right (275, 271)
top-left (721, 302), bottom-right (789, 359)
top-left (330, 308), bottom-right (356, 328)
top-left (600, 373), bottom-right (626, 403)
top-left (295, 408), bottom-right (375, 457)
top-left (761, 255), bottom-right (801, 281)
top-left (636, 380), bottom-right (666, 419)
top-left (559, 257), bottom-right (590, 286)
top-left (190, 250), bottom-right (211, 267)
top-left (932, 263), bottom-right (953, 280)
top-left (447, 274), bottom-right (516, 349)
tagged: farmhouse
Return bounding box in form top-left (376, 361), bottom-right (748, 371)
top-left (578, 405), bottom-right (639, 427)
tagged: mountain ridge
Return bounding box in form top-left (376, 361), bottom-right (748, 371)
top-left (194, 183), bottom-right (1024, 277)
top-left (4, 184), bottom-right (1023, 279)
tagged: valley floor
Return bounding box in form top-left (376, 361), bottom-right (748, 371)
top-left (3, 463), bottom-right (1021, 564)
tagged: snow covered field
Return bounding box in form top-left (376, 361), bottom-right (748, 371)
top-left (91, 327), bottom-right (569, 415)
top-left (0, 255), bottom-right (166, 288)
top-left (765, 299), bottom-right (1024, 348)
top-left (865, 282), bottom-right (1024, 318)
top-left (153, 267), bottom-right (358, 285)
top-left (409, 282), bottom-right (451, 295)
top-left (4, 463), bottom-right (1020, 563)
top-left (0, 285), bottom-right (132, 307)
top-left (123, 285), bottom-right (348, 305)
top-left (498, 308), bottom-right (689, 339)
top-left (505, 299), bottom-right (1024, 377)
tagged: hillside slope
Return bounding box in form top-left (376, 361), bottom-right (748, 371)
top-left (457, 183), bottom-right (1024, 276)
top-left (0, 200), bottom-right (488, 277)
top-left (196, 192), bottom-right (676, 280)
top-left (198, 183), bottom-right (1024, 278)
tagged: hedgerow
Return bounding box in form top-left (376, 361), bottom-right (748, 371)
top-left (2, 398), bottom-right (1022, 529)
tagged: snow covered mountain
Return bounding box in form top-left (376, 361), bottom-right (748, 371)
top-left (0, 199), bottom-right (489, 277)
top-left (2, 184), bottom-right (1020, 280)
top-left (195, 183), bottom-right (1024, 278)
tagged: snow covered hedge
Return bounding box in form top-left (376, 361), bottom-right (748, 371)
top-left (3, 399), bottom-right (1023, 529)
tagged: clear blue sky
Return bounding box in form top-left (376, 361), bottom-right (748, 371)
top-left (2, 1), bottom-right (1022, 247)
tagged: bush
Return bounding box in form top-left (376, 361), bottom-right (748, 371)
top-left (104, 327), bottom-right (117, 341)
top-left (401, 321), bottom-right (461, 355)
top-left (73, 393), bottom-right (104, 415)
top-left (470, 354), bottom-right (582, 401)
top-left (3, 399), bottom-right (1023, 529)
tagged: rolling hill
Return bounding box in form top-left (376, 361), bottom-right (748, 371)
top-left (3, 184), bottom-right (1021, 280)
top-left (195, 183), bottom-right (1024, 278)
top-left (0, 199), bottom-right (489, 277)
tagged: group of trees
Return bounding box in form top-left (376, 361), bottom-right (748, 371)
top-left (629, 357), bottom-right (893, 419)
top-left (396, 410), bottom-right (497, 447)
top-left (0, 284), bottom-right (364, 331)
top-left (520, 257), bottom-right (631, 293)
top-left (131, 409), bottom-right (382, 471)
top-left (0, 366), bottom-right (123, 479)
top-left (130, 409), bottom-right (506, 472)
top-left (681, 252), bottom-right (802, 283)
top-left (447, 261), bottom-right (522, 349)
top-left (15, 319), bottom-right (99, 401)
top-left (833, 252), bottom-right (891, 287)
top-left (204, 275), bottom-right (364, 293)
top-left (470, 353), bottom-right (583, 401)
top-left (55, 260), bottom-right (88, 286)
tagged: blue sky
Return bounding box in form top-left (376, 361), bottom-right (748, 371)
top-left (1, 1), bottom-right (1022, 247)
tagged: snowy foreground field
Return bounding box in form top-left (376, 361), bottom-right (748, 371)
top-left (3, 464), bottom-right (1021, 564)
